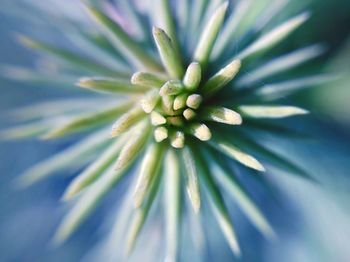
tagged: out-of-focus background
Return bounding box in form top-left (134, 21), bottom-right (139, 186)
top-left (0, 0), bottom-right (350, 261)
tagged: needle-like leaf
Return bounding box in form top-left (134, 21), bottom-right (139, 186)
top-left (195, 151), bottom-right (241, 256)
top-left (131, 72), bottom-right (167, 88)
top-left (236, 12), bottom-right (310, 60)
top-left (164, 149), bottom-right (181, 262)
top-left (201, 107), bottom-right (242, 125)
top-left (63, 134), bottom-right (129, 200)
top-left (239, 105), bottom-right (309, 118)
top-left (201, 60), bottom-right (241, 97)
top-left (133, 143), bottom-right (165, 208)
top-left (84, 4), bottom-right (162, 71)
top-left (193, 1), bottom-right (228, 68)
top-left (15, 129), bottom-right (109, 187)
top-left (153, 27), bottom-right (184, 79)
top-left (18, 35), bottom-right (122, 76)
top-left (236, 45), bottom-right (326, 87)
top-left (126, 162), bottom-right (162, 254)
top-left (77, 77), bottom-right (148, 94)
top-left (43, 102), bottom-right (133, 139)
top-left (210, 139), bottom-right (266, 172)
top-left (114, 121), bottom-right (151, 171)
top-left (181, 146), bottom-right (201, 213)
top-left (111, 106), bottom-right (145, 137)
top-left (209, 158), bottom-right (275, 238)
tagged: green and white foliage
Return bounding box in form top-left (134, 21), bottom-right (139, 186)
top-left (1, 0), bottom-right (330, 260)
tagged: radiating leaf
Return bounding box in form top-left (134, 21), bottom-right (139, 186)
top-left (201, 106), bottom-right (242, 125)
top-left (201, 60), bottom-right (241, 97)
top-left (193, 1), bottom-right (228, 68)
top-left (63, 134), bottom-right (129, 200)
top-left (77, 77), bottom-right (149, 94)
top-left (209, 158), bottom-right (275, 238)
top-left (236, 12), bottom-right (310, 60)
top-left (212, 0), bottom-right (250, 59)
top-left (126, 162), bottom-right (162, 254)
top-left (239, 105), bottom-right (309, 118)
top-left (53, 163), bottom-right (130, 245)
top-left (181, 146), bottom-right (201, 213)
top-left (237, 44), bottom-right (326, 87)
top-left (153, 27), bottom-right (184, 79)
top-left (210, 139), bottom-right (265, 172)
top-left (188, 123), bottom-right (212, 141)
top-left (18, 35), bottom-right (121, 76)
top-left (114, 121), bottom-right (151, 171)
top-left (195, 151), bottom-right (241, 256)
top-left (131, 72), bottom-right (167, 88)
top-left (111, 106), bottom-right (145, 137)
top-left (43, 102), bottom-right (133, 139)
top-left (154, 0), bottom-right (182, 56)
top-left (83, 4), bottom-right (162, 71)
top-left (234, 132), bottom-right (316, 181)
top-left (15, 129), bottom-right (109, 187)
top-left (256, 74), bottom-right (338, 99)
top-left (164, 149), bottom-right (181, 262)
top-left (133, 143), bottom-right (165, 208)
top-left (0, 121), bottom-right (51, 140)
top-left (183, 62), bottom-right (202, 91)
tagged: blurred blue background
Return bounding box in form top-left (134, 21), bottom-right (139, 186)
top-left (0, 0), bottom-right (350, 261)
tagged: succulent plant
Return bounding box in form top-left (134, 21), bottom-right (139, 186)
top-left (1, 0), bottom-right (334, 260)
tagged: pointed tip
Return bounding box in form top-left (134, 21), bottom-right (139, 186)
top-left (152, 26), bottom-right (162, 36)
top-left (76, 77), bottom-right (92, 88)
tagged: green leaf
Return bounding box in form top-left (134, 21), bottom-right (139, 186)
top-left (53, 163), bottom-right (131, 245)
top-left (188, 123), bottom-right (212, 141)
top-left (63, 134), bottom-right (129, 200)
top-left (173, 93), bottom-right (189, 110)
top-left (83, 4), bottom-right (162, 72)
top-left (236, 44), bottom-right (326, 87)
top-left (18, 35), bottom-right (122, 76)
top-left (43, 102), bottom-right (133, 139)
top-left (8, 98), bottom-right (111, 122)
top-left (181, 146), bottom-right (201, 213)
top-left (233, 133), bottom-right (316, 182)
top-left (126, 160), bottom-right (162, 254)
top-left (133, 143), bottom-right (165, 208)
top-left (77, 77), bottom-right (149, 94)
top-left (111, 106), bottom-right (146, 137)
top-left (15, 129), bottom-right (109, 187)
top-left (183, 62), bottom-right (202, 91)
top-left (210, 139), bottom-right (266, 172)
top-left (164, 149), bottom-right (181, 262)
top-left (156, 0), bottom-right (182, 56)
top-left (239, 105), bottom-right (309, 118)
top-left (159, 80), bottom-right (185, 96)
top-left (170, 131), bottom-right (185, 148)
top-left (154, 126), bottom-right (168, 142)
top-left (186, 94), bottom-right (203, 109)
top-left (152, 27), bottom-right (184, 79)
top-left (0, 65), bottom-right (76, 87)
top-left (212, 0), bottom-right (250, 59)
top-left (131, 72), bottom-right (167, 88)
top-left (193, 1), bottom-right (228, 68)
top-left (209, 158), bottom-right (275, 238)
top-left (194, 150), bottom-right (241, 256)
top-left (114, 121), bottom-right (151, 171)
top-left (0, 121), bottom-right (51, 140)
top-left (140, 89), bottom-right (160, 113)
top-left (256, 74), bottom-right (337, 99)
top-left (201, 60), bottom-right (241, 97)
top-left (237, 12), bottom-right (310, 60)
top-left (201, 106), bottom-right (242, 125)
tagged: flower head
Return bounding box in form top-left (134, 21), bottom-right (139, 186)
top-left (1, 0), bottom-right (329, 260)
